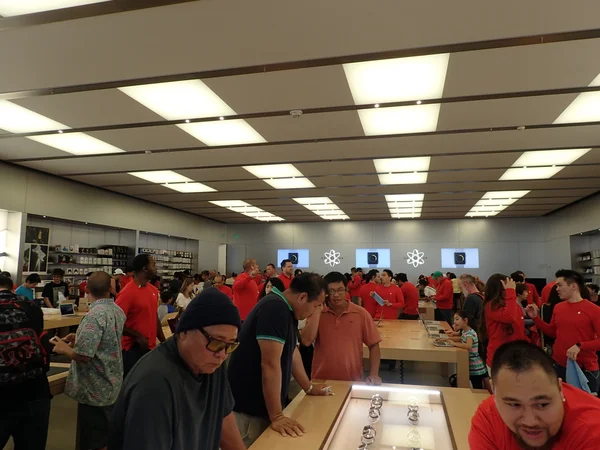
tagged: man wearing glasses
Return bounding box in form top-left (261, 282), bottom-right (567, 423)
top-left (108, 288), bottom-right (246, 450)
top-left (301, 271), bottom-right (382, 384)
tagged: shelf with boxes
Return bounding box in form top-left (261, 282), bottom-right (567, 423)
top-left (99, 245), bottom-right (133, 272)
top-left (138, 248), bottom-right (193, 279)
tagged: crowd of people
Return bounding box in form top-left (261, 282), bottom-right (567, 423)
top-left (2, 256), bottom-right (600, 450)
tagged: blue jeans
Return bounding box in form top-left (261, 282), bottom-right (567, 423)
top-left (555, 363), bottom-right (600, 394)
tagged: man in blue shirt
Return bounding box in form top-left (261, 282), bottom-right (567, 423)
top-left (15, 273), bottom-right (41, 301)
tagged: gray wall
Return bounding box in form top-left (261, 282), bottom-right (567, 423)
top-left (227, 218), bottom-right (548, 280)
top-left (0, 162), bottom-right (227, 269)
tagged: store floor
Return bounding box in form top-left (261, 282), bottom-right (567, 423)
top-left (3, 363), bottom-right (450, 450)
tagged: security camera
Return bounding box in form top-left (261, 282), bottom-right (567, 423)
top-left (290, 109), bottom-right (303, 119)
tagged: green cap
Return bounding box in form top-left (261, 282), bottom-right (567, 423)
top-left (432, 271), bottom-right (444, 279)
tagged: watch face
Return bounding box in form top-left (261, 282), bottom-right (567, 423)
top-left (454, 252), bottom-right (466, 265)
top-left (368, 252), bottom-right (379, 265)
top-left (288, 252), bottom-right (299, 264)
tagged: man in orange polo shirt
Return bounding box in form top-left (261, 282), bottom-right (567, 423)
top-left (300, 271), bottom-right (382, 384)
top-left (277, 259), bottom-right (294, 290)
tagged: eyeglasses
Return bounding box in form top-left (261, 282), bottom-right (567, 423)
top-left (328, 288), bottom-right (346, 297)
top-left (199, 328), bottom-right (239, 354)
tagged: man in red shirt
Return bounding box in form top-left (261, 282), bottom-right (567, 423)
top-left (430, 271), bottom-right (453, 325)
top-left (512, 270), bottom-right (541, 307)
top-left (233, 258), bottom-right (259, 320)
top-left (348, 268), bottom-right (363, 305)
top-left (526, 269), bottom-right (600, 394)
top-left (277, 259), bottom-right (294, 290)
top-left (541, 281), bottom-right (557, 304)
top-left (469, 340), bottom-right (600, 450)
top-left (301, 271), bottom-right (382, 384)
top-left (360, 269), bottom-right (380, 318)
top-left (395, 273), bottom-right (419, 319)
top-left (119, 267), bottom-right (134, 291)
top-left (213, 275), bottom-right (233, 299)
top-left (116, 254), bottom-right (166, 376)
top-left (258, 263), bottom-right (277, 294)
top-left (373, 269), bottom-right (404, 320)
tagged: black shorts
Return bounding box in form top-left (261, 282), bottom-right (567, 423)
top-left (77, 403), bottom-right (113, 450)
top-left (470, 373), bottom-right (489, 390)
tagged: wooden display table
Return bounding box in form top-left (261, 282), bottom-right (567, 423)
top-left (43, 312), bottom-right (87, 330)
top-left (48, 362), bottom-right (70, 396)
top-left (418, 300), bottom-right (436, 320)
top-left (362, 320), bottom-right (470, 388)
top-left (249, 381), bottom-right (488, 450)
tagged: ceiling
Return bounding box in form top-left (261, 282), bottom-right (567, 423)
top-left (1, 0), bottom-right (600, 223)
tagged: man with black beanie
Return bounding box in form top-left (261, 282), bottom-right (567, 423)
top-left (108, 288), bottom-right (246, 450)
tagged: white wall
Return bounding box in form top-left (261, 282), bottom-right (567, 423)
top-left (227, 218), bottom-right (548, 280)
top-left (0, 162), bottom-right (227, 270)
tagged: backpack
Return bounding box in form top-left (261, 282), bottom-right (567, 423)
top-left (0, 296), bottom-right (48, 385)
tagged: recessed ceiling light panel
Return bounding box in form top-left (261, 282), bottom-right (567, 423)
top-left (374, 157), bottom-right (431, 174)
top-left (358, 104), bottom-right (441, 136)
top-left (500, 167), bottom-right (563, 181)
top-left (243, 164), bottom-right (303, 179)
top-left (30, 132), bottom-right (124, 156)
top-left (0, 0), bottom-right (109, 17)
top-left (129, 170), bottom-right (193, 184)
top-left (162, 182), bottom-right (216, 193)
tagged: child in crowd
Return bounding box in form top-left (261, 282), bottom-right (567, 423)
top-left (158, 290), bottom-right (176, 325)
top-left (440, 310), bottom-right (491, 393)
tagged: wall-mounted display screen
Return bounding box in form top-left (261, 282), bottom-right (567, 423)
top-left (277, 249), bottom-right (310, 268)
top-left (441, 248), bottom-right (479, 269)
top-left (356, 248), bottom-right (391, 268)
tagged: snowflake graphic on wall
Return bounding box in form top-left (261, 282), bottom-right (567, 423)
top-left (323, 249), bottom-right (341, 267)
top-left (406, 249), bottom-right (425, 268)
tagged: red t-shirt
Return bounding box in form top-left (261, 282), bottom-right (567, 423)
top-left (484, 288), bottom-right (526, 367)
top-left (78, 280), bottom-right (87, 298)
top-left (233, 272), bottom-right (259, 320)
top-left (400, 281), bottom-right (420, 316)
top-left (116, 281), bottom-right (159, 351)
top-left (359, 282), bottom-right (378, 318)
top-left (541, 282), bottom-right (556, 304)
top-left (533, 299), bottom-right (600, 371)
top-left (277, 273), bottom-right (293, 290)
top-left (434, 277), bottom-right (454, 309)
top-left (469, 383), bottom-right (600, 449)
top-left (526, 282), bottom-right (541, 307)
top-left (374, 284), bottom-right (405, 320)
top-left (348, 275), bottom-right (363, 297)
top-left (119, 275), bottom-right (133, 290)
top-left (216, 284), bottom-right (233, 300)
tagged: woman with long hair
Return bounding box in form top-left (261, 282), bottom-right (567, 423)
top-left (258, 277), bottom-right (285, 299)
top-left (360, 269), bottom-right (380, 318)
top-left (175, 277), bottom-right (195, 310)
top-left (481, 274), bottom-right (526, 373)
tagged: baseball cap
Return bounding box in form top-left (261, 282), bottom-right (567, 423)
top-left (432, 271), bottom-right (444, 279)
top-left (114, 268), bottom-right (125, 275)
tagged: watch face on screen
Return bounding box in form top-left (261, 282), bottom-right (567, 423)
top-left (368, 252), bottom-right (379, 264)
top-left (288, 252), bottom-right (299, 264)
top-left (454, 252), bottom-right (466, 265)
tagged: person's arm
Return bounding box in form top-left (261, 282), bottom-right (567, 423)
top-left (299, 307), bottom-right (322, 346)
top-left (119, 376), bottom-right (174, 449)
top-left (63, 283), bottom-right (70, 298)
top-left (578, 304), bottom-right (600, 352)
top-left (291, 347), bottom-right (329, 395)
top-left (156, 314), bottom-right (166, 343)
top-left (453, 336), bottom-right (474, 350)
top-left (258, 339), bottom-right (286, 420)
top-left (219, 412), bottom-right (246, 450)
top-left (233, 273), bottom-right (252, 290)
top-left (365, 344), bottom-right (381, 385)
top-left (485, 290), bottom-right (522, 325)
top-left (41, 284), bottom-right (53, 308)
top-left (530, 305), bottom-right (557, 338)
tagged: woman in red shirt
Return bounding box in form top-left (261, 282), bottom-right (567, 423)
top-left (482, 274), bottom-right (526, 372)
top-left (360, 269), bottom-right (380, 318)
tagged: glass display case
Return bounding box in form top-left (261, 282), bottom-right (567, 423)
top-left (323, 384), bottom-right (456, 450)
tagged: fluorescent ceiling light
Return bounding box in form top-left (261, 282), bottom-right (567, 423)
top-left (0, 100), bottom-right (65, 133)
top-left (119, 80), bottom-right (234, 121)
top-left (178, 120), bottom-right (266, 146)
top-left (373, 157), bottom-right (431, 173)
top-left (119, 80), bottom-right (265, 146)
top-left (377, 172), bottom-right (428, 185)
top-left (512, 149), bottom-right (590, 167)
top-left (500, 167), bottom-right (563, 181)
top-left (243, 164), bottom-right (303, 179)
top-left (304, 204), bottom-right (341, 211)
top-left (263, 178), bottom-right (315, 189)
top-left (554, 73), bottom-right (600, 124)
top-left (385, 194), bottom-right (425, 202)
top-left (320, 214), bottom-right (350, 220)
top-left (30, 133), bottom-right (124, 156)
top-left (389, 207), bottom-right (423, 213)
top-left (358, 104), bottom-right (441, 136)
top-left (0, 0), bottom-right (109, 17)
top-left (162, 182), bottom-right (216, 193)
top-left (209, 200), bottom-right (283, 222)
top-left (129, 171), bottom-right (192, 184)
top-left (466, 191), bottom-right (529, 217)
top-left (343, 54), bottom-right (450, 104)
top-left (293, 197), bottom-right (333, 205)
top-left (392, 213), bottom-right (421, 218)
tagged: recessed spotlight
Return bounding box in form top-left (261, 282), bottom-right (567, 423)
top-left (85, 222), bottom-right (88, 224)
top-left (219, 116), bottom-right (224, 120)
top-left (43, 215), bottom-right (46, 218)
top-left (416, 100), bottom-right (422, 105)
top-left (552, 164), bottom-right (556, 167)
top-left (374, 104), bottom-right (380, 108)
top-left (57, 130), bottom-right (63, 134)
top-left (185, 119), bottom-right (190, 123)
top-left (517, 125), bottom-right (526, 131)
top-left (523, 166), bottom-right (527, 169)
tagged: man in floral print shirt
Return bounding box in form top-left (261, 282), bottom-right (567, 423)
top-left (52, 271), bottom-right (125, 450)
